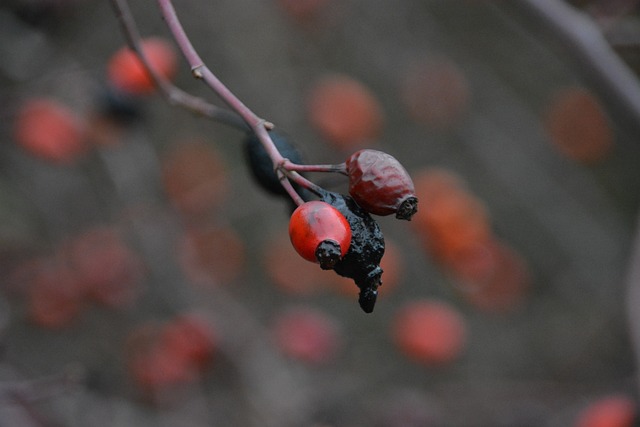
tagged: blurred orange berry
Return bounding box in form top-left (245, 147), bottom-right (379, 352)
top-left (66, 226), bottom-right (145, 309)
top-left (411, 167), bottom-right (493, 268)
top-left (107, 37), bottom-right (177, 95)
top-left (179, 224), bottom-right (245, 287)
top-left (544, 87), bottom-right (614, 164)
top-left (451, 239), bottom-right (530, 313)
top-left (13, 98), bottom-right (87, 164)
top-left (392, 300), bottom-right (466, 365)
top-left (271, 306), bottom-right (342, 364)
top-left (574, 395), bottom-right (637, 427)
top-left (307, 74), bottom-right (384, 149)
top-left (400, 57), bottom-right (470, 129)
top-left (161, 139), bottom-right (228, 219)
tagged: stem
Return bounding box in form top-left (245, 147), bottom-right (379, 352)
top-left (283, 160), bottom-right (348, 175)
top-left (283, 170), bottom-right (326, 198)
top-left (155, 0), bottom-right (294, 195)
top-left (277, 172), bottom-right (305, 206)
top-left (156, 0), bottom-right (263, 128)
top-left (108, 0), bottom-right (247, 129)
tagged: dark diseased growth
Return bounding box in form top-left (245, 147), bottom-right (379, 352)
top-left (321, 191), bottom-right (385, 313)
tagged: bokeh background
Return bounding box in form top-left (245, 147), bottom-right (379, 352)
top-left (1, 0), bottom-right (640, 426)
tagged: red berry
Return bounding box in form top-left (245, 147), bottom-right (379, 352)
top-left (107, 37), bottom-right (177, 96)
top-left (289, 201), bottom-right (351, 270)
top-left (346, 149), bottom-right (418, 220)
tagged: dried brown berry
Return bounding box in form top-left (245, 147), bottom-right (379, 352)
top-left (346, 149), bottom-right (418, 220)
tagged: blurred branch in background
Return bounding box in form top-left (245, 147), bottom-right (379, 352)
top-left (499, 0), bottom-right (640, 136)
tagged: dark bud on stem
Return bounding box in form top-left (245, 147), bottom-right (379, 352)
top-left (243, 130), bottom-right (311, 200)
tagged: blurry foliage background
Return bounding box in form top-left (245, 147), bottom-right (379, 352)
top-left (1, 0), bottom-right (640, 426)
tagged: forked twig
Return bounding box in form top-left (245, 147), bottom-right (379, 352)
top-left (108, 0), bottom-right (247, 129)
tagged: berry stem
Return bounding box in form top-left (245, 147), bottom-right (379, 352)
top-left (282, 160), bottom-right (348, 175)
top-left (277, 170), bottom-right (306, 206)
top-left (108, 0), bottom-right (247, 129)
top-left (282, 169), bottom-right (327, 198)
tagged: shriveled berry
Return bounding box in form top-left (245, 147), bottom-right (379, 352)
top-left (289, 201), bottom-right (351, 270)
top-left (346, 149), bottom-right (418, 220)
top-left (244, 130), bottom-right (312, 200)
top-left (320, 191), bottom-right (385, 313)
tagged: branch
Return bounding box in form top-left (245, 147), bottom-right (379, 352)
top-left (504, 0), bottom-right (640, 134)
top-left (108, 0), bottom-right (247, 130)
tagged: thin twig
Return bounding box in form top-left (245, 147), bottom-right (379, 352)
top-left (282, 160), bottom-right (348, 175)
top-left (108, 0), bottom-right (247, 129)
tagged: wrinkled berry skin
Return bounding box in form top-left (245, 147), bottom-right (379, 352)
top-left (346, 149), bottom-right (418, 220)
top-left (320, 191), bottom-right (385, 313)
top-left (244, 130), bottom-right (311, 199)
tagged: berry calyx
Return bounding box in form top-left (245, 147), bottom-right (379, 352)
top-left (289, 201), bottom-right (351, 269)
top-left (346, 149), bottom-right (418, 220)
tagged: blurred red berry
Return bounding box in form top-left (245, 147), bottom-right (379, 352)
top-left (160, 312), bottom-right (217, 371)
top-left (126, 322), bottom-right (195, 401)
top-left (161, 139), bottom-right (228, 220)
top-left (26, 257), bottom-right (84, 329)
top-left (289, 200), bottom-right (351, 270)
top-left (13, 98), bottom-right (87, 164)
top-left (400, 57), bottom-right (470, 129)
top-left (107, 37), bottom-right (177, 95)
top-left (574, 395), bottom-right (637, 427)
top-left (65, 226), bottom-right (145, 309)
top-left (392, 300), bottom-right (467, 365)
top-left (272, 306), bottom-right (342, 364)
top-left (179, 224), bottom-right (245, 287)
top-left (346, 149), bottom-right (417, 219)
top-left (452, 239), bottom-right (530, 314)
top-left (307, 74), bottom-right (384, 149)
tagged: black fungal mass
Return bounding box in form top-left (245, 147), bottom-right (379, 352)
top-left (320, 191), bottom-right (385, 313)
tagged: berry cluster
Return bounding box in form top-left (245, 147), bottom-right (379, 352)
top-left (244, 130), bottom-right (417, 313)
